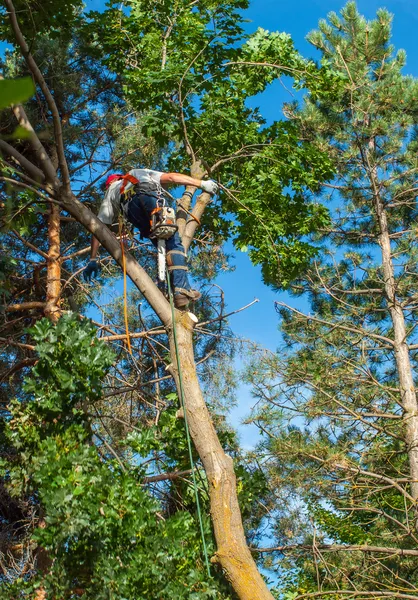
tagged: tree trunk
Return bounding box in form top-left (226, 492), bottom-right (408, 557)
top-left (368, 150), bottom-right (418, 500)
top-left (168, 311), bottom-right (274, 600)
top-left (36, 203), bottom-right (61, 598)
top-left (44, 203), bottom-right (61, 322)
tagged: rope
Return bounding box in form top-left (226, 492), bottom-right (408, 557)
top-left (177, 202), bottom-right (201, 226)
top-left (166, 272), bottom-right (211, 577)
top-left (119, 218), bottom-right (132, 354)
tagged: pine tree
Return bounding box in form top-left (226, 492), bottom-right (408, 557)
top-left (247, 2), bottom-right (418, 596)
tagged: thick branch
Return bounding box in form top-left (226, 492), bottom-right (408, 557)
top-left (0, 139), bottom-right (45, 181)
top-left (10, 102), bottom-right (57, 186)
top-left (61, 192), bottom-right (172, 325)
top-left (182, 191), bottom-right (212, 252)
top-left (4, 302), bottom-right (45, 313)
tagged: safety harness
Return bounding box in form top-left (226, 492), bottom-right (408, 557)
top-left (120, 174), bottom-right (178, 283)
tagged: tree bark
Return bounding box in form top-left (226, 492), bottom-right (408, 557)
top-left (44, 203), bottom-right (61, 322)
top-left (367, 145), bottom-right (418, 500)
top-left (167, 311), bottom-right (274, 600)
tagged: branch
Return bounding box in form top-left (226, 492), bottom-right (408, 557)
top-left (275, 301), bottom-right (396, 347)
top-left (0, 139), bottom-right (45, 181)
top-left (1, 79), bottom-right (57, 186)
top-left (61, 195), bottom-right (172, 324)
top-left (11, 230), bottom-right (49, 259)
top-left (304, 451), bottom-right (416, 505)
top-left (0, 337), bottom-right (35, 351)
top-left (182, 196), bottom-right (211, 252)
top-left (101, 328), bottom-right (166, 343)
top-left (293, 592), bottom-right (418, 600)
top-left (4, 302), bottom-right (45, 313)
top-left (197, 298), bottom-right (259, 328)
top-left (223, 60), bottom-right (306, 76)
top-left (143, 469), bottom-right (193, 484)
top-left (0, 176), bottom-right (58, 204)
top-left (252, 544), bottom-right (418, 557)
top-left (4, 0), bottom-right (70, 190)
top-left (0, 357), bottom-right (37, 381)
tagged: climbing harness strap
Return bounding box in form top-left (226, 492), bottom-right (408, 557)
top-left (166, 250), bottom-right (188, 273)
top-left (167, 265), bottom-right (188, 272)
top-left (119, 174), bottom-right (139, 195)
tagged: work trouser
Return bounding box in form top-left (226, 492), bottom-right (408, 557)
top-left (125, 192), bottom-right (192, 292)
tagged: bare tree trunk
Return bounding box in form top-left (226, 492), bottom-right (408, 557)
top-left (35, 204), bottom-right (61, 598)
top-left (168, 311), bottom-right (274, 600)
top-left (44, 203), bottom-right (61, 322)
top-left (367, 146), bottom-right (418, 499)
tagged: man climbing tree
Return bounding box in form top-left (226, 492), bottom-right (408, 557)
top-left (84, 169), bottom-right (218, 308)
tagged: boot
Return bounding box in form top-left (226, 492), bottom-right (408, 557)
top-left (174, 288), bottom-right (201, 308)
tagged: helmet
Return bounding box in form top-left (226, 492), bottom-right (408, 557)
top-left (105, 174), bottom-right (124, 188)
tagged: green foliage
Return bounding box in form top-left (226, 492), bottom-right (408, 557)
top-left (84, 0), bottom-right (336, 287)
top-left (0, 76), bottom-right (34, 109)
top-left (3, 315), bottom-right (233, 599)
top-left (0, 0), bottom-right (84, 42)
top-left (0, 254), bottom-right (17, 297)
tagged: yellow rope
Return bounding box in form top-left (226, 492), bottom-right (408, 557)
top-left (119, 218), bottom-right (132, 354)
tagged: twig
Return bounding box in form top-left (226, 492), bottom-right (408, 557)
top-left (197, 298), bottom-right (259, 328)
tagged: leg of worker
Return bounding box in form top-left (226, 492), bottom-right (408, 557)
top-left (126, 193), bottom-right (155, 236)
top-left (166, 234), bottom-right (201, 307)
top-left (127, 194), bottom-right (200, 306)
top-left (166, 232), bottom-right (191, 291)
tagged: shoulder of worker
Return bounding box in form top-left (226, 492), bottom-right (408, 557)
top-left (129, 168), bottom-right (164, 183)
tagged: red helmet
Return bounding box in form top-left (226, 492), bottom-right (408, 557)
top-left (105, 174), bottom-right (124, 188)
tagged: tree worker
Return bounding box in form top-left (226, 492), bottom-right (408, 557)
top-left (84, 168), bottom-right (218, 308)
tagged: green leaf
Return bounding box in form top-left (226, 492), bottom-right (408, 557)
top-left (0, 77), bottom-right (35, 109)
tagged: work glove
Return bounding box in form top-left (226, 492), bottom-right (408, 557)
top-left (83, 259), bottom-right (100, 282)
top-left (200, 179), bottom-right (218, 195)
